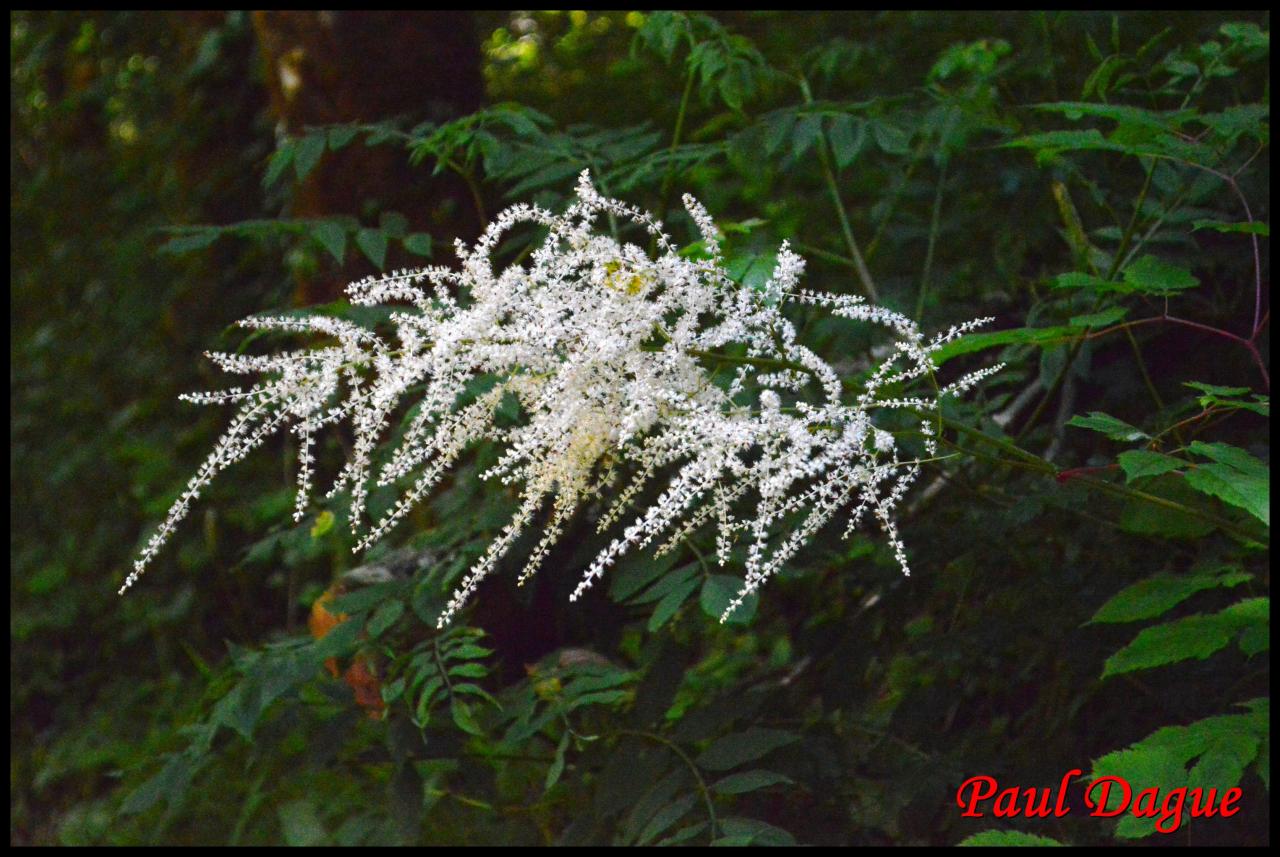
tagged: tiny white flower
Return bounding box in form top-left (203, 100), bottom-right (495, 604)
top-left (126, 172), bottom-right (998, 626)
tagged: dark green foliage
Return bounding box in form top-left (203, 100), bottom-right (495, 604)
top-left (12, 10), bottom-right (1269, 846)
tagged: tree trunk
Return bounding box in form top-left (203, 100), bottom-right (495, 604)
top-left (252, 11), bottom-right (486, 302)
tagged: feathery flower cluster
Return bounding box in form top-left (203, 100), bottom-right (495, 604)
top-left (124, 172), bottom-right (998, 625)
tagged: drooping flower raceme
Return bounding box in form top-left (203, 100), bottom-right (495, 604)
top-left (123, 172), bottom-right (999, 625)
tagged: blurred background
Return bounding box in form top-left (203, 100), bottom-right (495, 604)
top-left (11, 11), bottom-right (1269, 845)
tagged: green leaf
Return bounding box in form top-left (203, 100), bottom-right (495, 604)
top-left (447, 662), bottom-right (488, 679)
top-left (356, 228), bottom-right (388, 270)
top-left (264, 143), bottom-right (294, 187)
top-left (310, 509), bottom-right (336, 539)
top-left (1116, 450), bottom-right (1185, 482)
top-left (278, 799), bottom-right (326, 847)
top-left (402, 232), bottom-right (433, 257)
top-left (790, 114), bottom-right (822, 160)
top-left (451, 698), bottom-right (484, 736)
top-left (1067, 411), bottom-right (1148, 442)
top-left (1118, 473), bottom-right (1215, 538)
top-left (958, 830), bottom-right (1066, 846)
top-left (1069, 306), bottom-right (1127, 328)
top-left (1050, 271), bottom-right (1127, 293)
top-left (311, 222), bottom-right (346, 264)
top-left (700, 574), bottom-right (758, 624)
top-left (1188, 441), bottom-right (1268, 478)
top-left (545, 730), bottom-right (570, 793)
top-left (871, 120), bottom-right (911, 155)
top-left (931, 325), bottom-right (1079, 367)
top-left (1184, 460), bottom-right (1268, 527)
top-left (381, 676), bottom-right (405, 704)
top-left (379, 211), bottom-right (408, 239)
top-left (696, 728), bottom-right (798, 771)
top-left (294, 133), bottom-right (327, 182)
top-left (647, 575), bottom-right (700, 631)
top-left (637, 794), bottom-right (698, 845)
top-left (610, 552), bottom-right (681, 602)
top-left (1192, 219), bottom-right (1269, 236)
top-left (1122, 255), bottom-right (1199, 295)
top-left (366, 599), bottom-right (404, 638)
top-left (1184, 381), bottom-right (1252, 401)
top-left (715, 816), bottom-right (797, 846)
top-left (711, 769), bottom-right (793, 795)
top-left (827, 114), bottom-right (865, 170)
top-left (1102, 599), bottom-right (1269, 677)
top-left (118, 751), bottom-right (201, 815)
top-left (1088, 568), bottom-right (1251, 624)
top-left (1189, 731), bottom-right (1260, 795)
top-left (160, 230), bottom-right (220, 255)
top-left (328, 125), bottom-right (359, 150)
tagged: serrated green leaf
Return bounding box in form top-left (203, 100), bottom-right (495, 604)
top-left (1122, 254), bottom-right (1199, 295)
top-left (1102, 599), bottom-right (1267, 677)
top-left (1188, 732), bottom-right (1259, 793)
top-left (356, 228), bottom-right (388, 270)
top-left (931, 325), bottom-right (1079, 367)
top-left (1184, 463), bottom-right (1268, 527)
top-left (1118, 473), bottom-right (1216, 539)
top-left (1187, 441), bottom-right (1268, 479)
top-left (1070, 306), bottom-right (1128, 328)
top-left (1116, 450), bottom-right (1185, 482)
top-left (1184, 380), bottom-right (1252, 401)
top-left (1089, 568), bottom-right (1250, 624)
top-left (1068, 411), bottom-right (1148, 442)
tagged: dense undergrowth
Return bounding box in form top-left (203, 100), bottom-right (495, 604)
top-left (11, 11), bottom-right (1268, 845)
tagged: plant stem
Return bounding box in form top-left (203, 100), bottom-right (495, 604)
top-left (916, 157), bottom-right (948, 319)
top-left (800, 77), bottom-right (879, 301)
top-left (617, 729), bottom-right (718, 842)
top-left (656, 66), bottom-right (698, 226)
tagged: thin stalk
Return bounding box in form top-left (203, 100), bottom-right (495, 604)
top-left (800, 77), bottom-right (879, 301)
top-left (656, 66), bottom-right (698, 227)
top-left (916, 157), bottom-right (948, 319)
top-left (617, 729), bottom-right (718, 842)
top-left (1016, 162), bottom-right (1155, 443)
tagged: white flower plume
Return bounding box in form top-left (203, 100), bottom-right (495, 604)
top-left (124, 171), bottom-right (999, 626)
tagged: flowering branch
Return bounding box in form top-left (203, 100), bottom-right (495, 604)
top-left (125, 172), bottom-right (999, 626)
